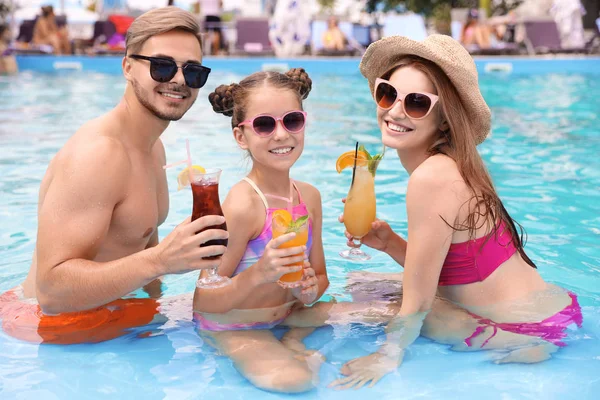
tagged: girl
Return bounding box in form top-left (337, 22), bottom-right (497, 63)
top-left (193, 68), bottom-right (329, 393)
top-left (327, 35), bottom-right (583, 389)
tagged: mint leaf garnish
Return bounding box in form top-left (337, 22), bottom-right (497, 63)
top-left (294, 215), bottom-right (309, 227)
top-left (369, 153), bottom-right (383, 176)
top-left (285, 215), bottom-right (309, 233)
top-left (358, 144), bottom-right (372, 160)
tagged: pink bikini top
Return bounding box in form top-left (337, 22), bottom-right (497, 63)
top-left (438, 221), bottom-right (517, 286)
top-left (231, 177), bottom-right (313, 278)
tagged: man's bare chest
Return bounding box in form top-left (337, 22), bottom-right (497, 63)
top-left (109, 170), bottom-right (169, 246)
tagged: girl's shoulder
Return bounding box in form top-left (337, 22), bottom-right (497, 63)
top-left (227, 179), bottom-right (258, 198)
top-left (223, 180), bottom-right (265, 217)
top-left (293, 180), bottom-right (322, 204)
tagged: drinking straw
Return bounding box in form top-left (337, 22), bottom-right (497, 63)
top-left (185, 138), bottom-right (193, 182)
top-left (185, 138), bottom-right (192, 169)
top-left (162, 139), bottom-right (194, 171)
top-left (351, 141), bottom-right (358, 186)
top-left (162, 160), bottom-right (188, 169)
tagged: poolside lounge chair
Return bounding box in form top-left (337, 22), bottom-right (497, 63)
top-left (16, 19), bottom-right (35, 44)
top-left (92, 20), bottom-right (117, 45)
top-left (81, 20), bottom-right (126, 55)
top-left (234, 17), bottom-right (274, 56)
top-left (12, 18), bottom-right (53, 54)
top-left (523, 20), bottom-right (587, 54)
top-left (310, 19), bottom-right (358, 56)
top-left (382, 13), bottom-right (427, 41)
top-left (352, 24), bottom-right (372, 48)
top-left (586, 18), bottom-right (600, 54)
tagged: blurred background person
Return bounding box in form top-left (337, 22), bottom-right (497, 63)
top-left (460, 8), bottom-right (491, 49)
top-left (199, 0), bottom-right (225, 54)
top-left (32, 5), bottom-right (71, 55)
top-left (0, 24), bottom-right (18, 75)
top-left (322, 15), bottom-right (347, 51)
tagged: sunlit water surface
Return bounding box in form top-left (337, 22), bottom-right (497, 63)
top-left (0, 65), bottom-right (599, 399)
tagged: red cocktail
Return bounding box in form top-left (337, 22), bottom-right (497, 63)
top-left (191, 181), bottom-right (228, 252)
top-left (191, 168), bottom-right (231, 289)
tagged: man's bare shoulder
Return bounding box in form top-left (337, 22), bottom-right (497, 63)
top-left (55, 118), bottom-right (129, 168)
top-left (47, 120), bottom-right (131, 196)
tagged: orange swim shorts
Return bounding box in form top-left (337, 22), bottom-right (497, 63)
top-left (0, 288), bottom-right (160, 345)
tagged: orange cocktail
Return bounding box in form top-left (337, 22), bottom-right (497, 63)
top-left (272, 210), bottom-right (309, 284)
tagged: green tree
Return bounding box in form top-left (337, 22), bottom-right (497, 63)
top-left (317, 0), bottom-right (337, 13)
top-left (490, 0), bottom-right (524, 16)
top-left (0, 1), bottom-right (12, 28)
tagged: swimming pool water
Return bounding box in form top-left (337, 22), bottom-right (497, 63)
top-left (1, 61), bottom-right (599, 399)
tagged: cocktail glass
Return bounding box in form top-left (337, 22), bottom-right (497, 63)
top-left (340, 157), bottom-right (381, 261)
top-left (192, 168), bottom-right (231, 289)
top-left (272, 214), bottom-right (309, 287)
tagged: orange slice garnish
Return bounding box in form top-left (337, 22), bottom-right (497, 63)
top-left (272, 209), bottom-right (293, 229)
top-left (336, 150), bottom-right (369, 173)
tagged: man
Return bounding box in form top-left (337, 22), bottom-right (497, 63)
top-left (19, 6), bottom-right (228, 316)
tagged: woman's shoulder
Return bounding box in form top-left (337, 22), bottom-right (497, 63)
top-left (408, 154), bottom-right (466, 196)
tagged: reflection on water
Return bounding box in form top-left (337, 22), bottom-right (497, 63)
top-left (0, 70), bottom-right (599, 399)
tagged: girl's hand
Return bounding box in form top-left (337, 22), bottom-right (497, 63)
top-left (252, 232), bottom-right (305, 285)
top-left (339, 198), bottom-right (395, 252)
top-left (288, 261), bottom-right (318, 304)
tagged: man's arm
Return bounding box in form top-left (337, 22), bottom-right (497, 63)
top-left (143, 230), bottom-right (163, 298)
top-left (35, 138), bottom-right (227, 313)
top-left (35, 138), bottom-right (162, 313)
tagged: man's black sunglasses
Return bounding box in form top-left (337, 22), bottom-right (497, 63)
top-left (129, 54), bottom-right (211, 89)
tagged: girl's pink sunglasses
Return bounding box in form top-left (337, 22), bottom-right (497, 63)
top-left (238, 110), bottom-right (307, 136)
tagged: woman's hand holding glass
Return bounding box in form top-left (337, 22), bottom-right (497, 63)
top-left (339, 198), bottom-right (395, 253)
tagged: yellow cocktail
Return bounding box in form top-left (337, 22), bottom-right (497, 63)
top-left (337, 145), bottom-right (382, 260)
top-left (343, 166), bottom-right (376, 238)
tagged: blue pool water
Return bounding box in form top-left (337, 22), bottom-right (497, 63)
top-left (1, 59), bottom-right (599, 399)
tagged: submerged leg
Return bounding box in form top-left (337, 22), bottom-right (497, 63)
top-left (494, 342), bottom-right (558, 364)
top-left (200, 329), bottom-right (322, 393)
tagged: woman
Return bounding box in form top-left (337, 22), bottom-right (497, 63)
top-left (322, 16), bottom-right (346, 51)
top-left (460, 8), bottom-right (491, 50)
top-left (32, 5), bottom-right (71, 55)
top-left (331, 34), bottom-right (583, 389)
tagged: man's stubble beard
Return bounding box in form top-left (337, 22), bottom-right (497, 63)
top-left (132, 79), bottom-right (196, 121)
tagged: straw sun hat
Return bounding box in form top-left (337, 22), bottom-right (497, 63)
top-left (359, 34), bottom-right (491, 145)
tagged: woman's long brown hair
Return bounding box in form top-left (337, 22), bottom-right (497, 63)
top-left (385, 56), bottom-right (536, 269)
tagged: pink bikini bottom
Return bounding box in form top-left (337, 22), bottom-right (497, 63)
top-left (464, 292), bottom-right (583, 348)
